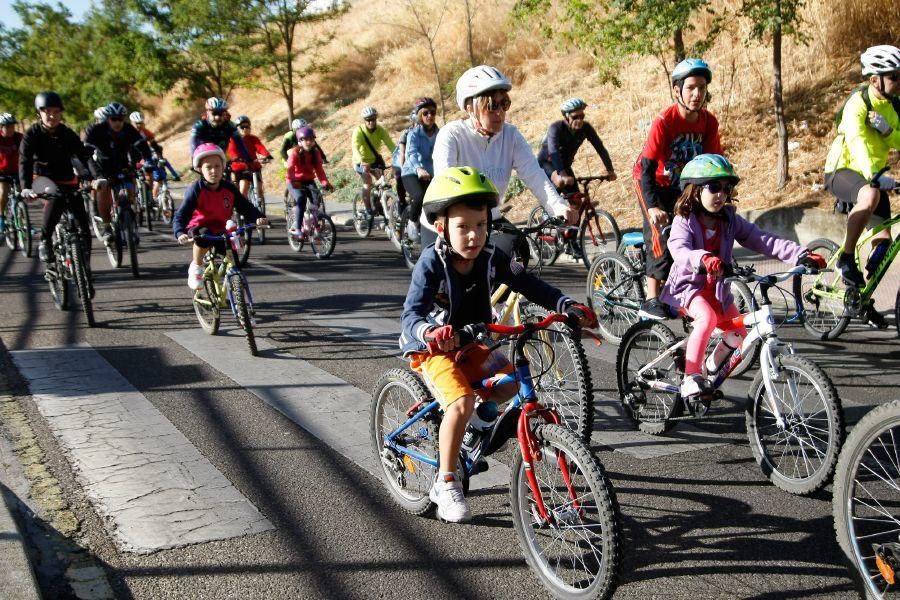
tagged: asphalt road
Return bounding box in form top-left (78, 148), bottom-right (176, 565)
top-left (1, 196), bottom-right (898, 599)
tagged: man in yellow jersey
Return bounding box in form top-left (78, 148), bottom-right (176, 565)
top-left (352, 106), bottom-right (395, 216)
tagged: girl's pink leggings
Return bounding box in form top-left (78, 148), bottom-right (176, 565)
top-left (684, 295), bottom-right (745, 376)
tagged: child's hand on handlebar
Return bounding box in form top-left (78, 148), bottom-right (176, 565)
top-left (565, 303), bottom-right (597, 329)
top-left (256, 217), bottom-right (269, 228)
top-left (177, 233), bottom-right (191, 245)
top-left (701, 254), bottom-right (723, 276)
top-left (798, 251), bottom-right (827, 270)
top-left (425, 325), bottom-right (457, 353)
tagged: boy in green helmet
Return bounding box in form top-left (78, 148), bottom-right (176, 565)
top-left (398, 166), bottom-right (596, 523)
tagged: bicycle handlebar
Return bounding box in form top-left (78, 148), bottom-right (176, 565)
top-left (509, 216), bottom-right (565, 235)
top-left (424, 313), bottom-right (571, 354)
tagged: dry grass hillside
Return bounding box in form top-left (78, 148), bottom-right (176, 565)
top-left (149, 0), bottom-right (900, 228)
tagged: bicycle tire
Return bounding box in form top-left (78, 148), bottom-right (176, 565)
top-left (4, 204), bottom-right (15, 251)
top-left (17, 201), bottom-right (32, 257)
top-left (193, 277), bottom-right (220, 334)
top-left (122, 210), bottom-right (140, 279)
top-left (527, 205), bottom-right (563, 266)
top-left (107, 217), bottom-right (124, 268)
top-left (370, 368), bottom-right (439, 515)
top-left (352, 190), bottom-right (373, 238)
top-left (71, 241), bottom-right (95, 327)
top-left (255, 193), bottom-right (266, 244)
top-left (399, 208), bottom-right (422, 271)
top-left (143, 183), bottom-right (154, 232)
top-left (793, 238), bottom-right (850, 340)
top-left (586, 252), bottom-right (644, 345)
top-left (746, 353), bottom-right (843, 495)
top-left (228, 272), bottom-right (257, 356)
top-left (161, 191), bottom-right (174, 225)
top-left (579, 209), bottom-right (621, 269)
top-left (48, 238), bottom-right (69, 311)
top-left (615, 320), bottom-right (683, 434)
top-left (520, 303), bottom-right (594, 443)
top-left (382, 190), bottom-right (402, 250)
top-left (234, 213), bottom-right (252, 268)
top-left (310, 214), bottom-right (336, 259)
top-left (510, 424), bottom-right (621, 600)
top-left (895, 285), bottom-right (900, 338)
top-left (833, 398), bottom-right (900, 599)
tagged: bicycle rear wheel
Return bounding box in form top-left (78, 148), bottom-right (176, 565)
top-left (579, 210), bottom-right (621, 269)
top-left (352, 190), bottom-right (373, 237)
top-left (370, 368), bottom-right (439, 515)
top-left (615, 321), bottom-right (683, 434)
top-left (193, 277), bottom-right (220, 334)
top-left (71, 241), bottom-right (95, 327)
top-left (833, 399), bottom-right (900, 599)
top-left (746, 353), bottom-right (843, 495)
top-left (228, 272), bottom-right (257, 356)
top-left (527, 205), bottom-right (562, 267)
top-left (310, 214), bottom-right (336, 259)
top-left (793, 238), bottom-right (850, 340)
top-left (510, 424), bottom-right (620, 600)
top-left (521, 303), bottom-right (594, 443)
top-left (586, 252), bottom-right (643, 344)
top-left (382, 190), bottom-right (402, 250)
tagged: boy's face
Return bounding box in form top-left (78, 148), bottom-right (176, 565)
top-left (199, 156), bottom-right (224, 185)
top-left (439, 203), bottom-right (489, 260)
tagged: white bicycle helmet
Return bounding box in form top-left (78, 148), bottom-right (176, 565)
top-left (862, 45), bottom-right (900, 75)
top-left (93, 106), bottom-right (108, 121)
top-left (0, 113), bottom-right (16, 126)
top-left (206, 97), bottom-right (228, 111)
top-left (360, 106), bottom-right (378, 119)
top-left (129, 111), bottom-right (144, 124)
top-left (290, 117), bottom-right (307, 130)
top-left (455, 65), bottom-right (512, 111)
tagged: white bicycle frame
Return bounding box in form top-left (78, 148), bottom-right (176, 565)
top-left (633, 267), bottom-right (809, 429)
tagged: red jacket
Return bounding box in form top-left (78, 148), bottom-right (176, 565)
top-left (228, 134), bottom-right (271, 172)
top-left (286, 146), bottom-right (329, 186)
top-left (0, 132), bottom-right (23, 175)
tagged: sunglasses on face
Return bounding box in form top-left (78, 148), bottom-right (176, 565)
top-left (568, 112), bottom-right (586, 120)
top-left (209, 110), bottom-right (225, 117)
top-left (364, 117), bottom-right (377, 123)
top-left (109, 117), bottom-right (124, 122)
top-left (421, 110), bottom-right (436, 117)
top-left (481, 94), bottom-right (511, 112)
top-left (703, 181), bottom-right (734, 195)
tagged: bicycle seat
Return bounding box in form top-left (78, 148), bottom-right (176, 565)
top-left (621, 231), bottom-right (644, 248)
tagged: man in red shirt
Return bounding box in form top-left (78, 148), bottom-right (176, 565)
top-left (228, 115), bottom-right (272, 201)
top-left (632, 58), bottom-right (722, 319)
top-left (0, 113), bottom-right (23, 233)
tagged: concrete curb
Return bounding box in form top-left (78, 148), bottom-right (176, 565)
top-left (0, 459), bottom-right (41, 600)
top-left (739, 206), bottom-right (849, 247)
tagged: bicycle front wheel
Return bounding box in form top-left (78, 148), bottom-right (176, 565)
top-left (833, 399), bottom-right (900, 599)
top-left (48, 256), bottom-right (69, 311)
top-left (521, 303), bottom-right (594, 443)
top-left (579, 210), bottom-right (621, 269)
top-left (161, 191), bottom-right (174, 224)
top-left (18, 201), bottom-right (32, 257)
top-left (71, 241), bottom-right (95, 327)
top-left (794, 238), bottom-right (850, 340)
top-left (285, 205), bottom-right (303, 252)
top-left (310, 214), bottom-right (336, 259)
top-left (615, 320), bottom-right (683, 434)
top-left (510, 424), bottom-right (620, 600)
top-left (399, 208), bottom-right (421, 271)
top-left (746, 353), bottom-right (843, 495)
top-left (352, 190), bottom-right (373, 238)
top-left (4, 205), bottom-right (15, 251)
top-left (586, 252), bottom-right (643, 344)
top-left (255, 193), bottom-right (266, 244)
top-left (228, 273), bottom-right (257, 356)
top-left (370, 368), bottom-right (439, 515)
top-left (382, 190), bottom-right (402, 250)
top-left (123, 210), bottom-right (140, 278)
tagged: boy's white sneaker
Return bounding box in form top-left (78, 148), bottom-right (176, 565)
top-left (429, 476), bottom-right (471, 523)
top-left (680, 374), bottom-right (703, 399)
top-left (187, 262), bottom-right (204, 290)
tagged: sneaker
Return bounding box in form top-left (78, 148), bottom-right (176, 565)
top-left (102, 225), bottom-right (114, 246)
top-left (187, 262), bottom-right (204, 290)
top-left (680, 374), bottom-right (704, 399)
top-left (638, 297), bottom-right (669, 320)
top-left (837, 253), bottom-right (865, 287)
top-left (866, 307), bottom-right (889, 329)
top-left (429, 475), bottom-right (472, 523)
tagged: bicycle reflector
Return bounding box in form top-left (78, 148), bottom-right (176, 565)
top-left (876, 545), bottom-right (897, 585)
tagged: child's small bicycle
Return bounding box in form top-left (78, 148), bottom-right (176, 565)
top-left (188, 223), bottom-right (261, 356)
top-left (616, 264), bottom-right (844, 495)
top-left (371, 314), bottom-right (621, 600)
top-left (284, 182), bottom-right (336, 259)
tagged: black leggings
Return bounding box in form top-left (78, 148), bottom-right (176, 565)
top-left (401, 174), bottom-right (431, 223)
top-left (42, 188), bottom-right (92, 256)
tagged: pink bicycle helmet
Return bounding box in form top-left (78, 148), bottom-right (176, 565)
top-left (192, 143), bottom-right (226, 169)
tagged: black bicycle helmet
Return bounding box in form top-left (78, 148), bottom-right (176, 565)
top-left (35, 91), bottom-right (64, 111)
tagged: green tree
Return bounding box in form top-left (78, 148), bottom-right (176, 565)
top-left (513, 0), bottom-right (723, 87)
top-left (252, 0), bottom-right (347, 124)
top-left (740, 0), bottom-right (806, 190)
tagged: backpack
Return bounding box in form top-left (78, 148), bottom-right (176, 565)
top-left (834, 85), bottom-right (900, 127)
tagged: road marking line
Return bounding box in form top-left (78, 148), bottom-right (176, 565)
top-left (10, 344), bottom-right (272, 554)
top-left (167, 328), bottom-right (511, 490)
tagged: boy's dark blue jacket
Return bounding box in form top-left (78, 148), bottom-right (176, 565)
top-left (399, 238), bottom-right (574, 357)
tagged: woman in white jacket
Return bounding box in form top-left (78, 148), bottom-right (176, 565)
top-left (420, 65), bottom-right (577, 260)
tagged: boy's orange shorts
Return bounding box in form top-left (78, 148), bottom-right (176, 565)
top-left (410, 344), bottom-right (513, 410)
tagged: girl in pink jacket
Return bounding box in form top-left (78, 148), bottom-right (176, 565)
top-left (286, 126), bottom-right (332, 239)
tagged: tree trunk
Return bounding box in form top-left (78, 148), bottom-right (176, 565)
top-left (427, 41), bottom-right (446, 121)
top-left (464, 0), bottom-right (475, 66)
top-left (772, 21), bottom-right (788, 190)
top-left (673, 28), bottom-right (685, 63)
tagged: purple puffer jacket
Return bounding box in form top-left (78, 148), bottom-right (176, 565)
top-left (660, 206), bottom-right (806, 311)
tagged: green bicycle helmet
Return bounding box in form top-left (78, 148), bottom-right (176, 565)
top-left (422, 167), bottom-right (499, 224)
top-left (679, 153), bottom-right (740, 190)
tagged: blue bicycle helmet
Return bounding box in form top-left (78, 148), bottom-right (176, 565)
top-left (560, 98), bottom-right (587, 115)
top-left (671, 58), bottom-right (712, 85)
top-left (205, 97), bottom-right (228, 111)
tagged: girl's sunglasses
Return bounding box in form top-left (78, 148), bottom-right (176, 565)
top-left (420, 110), bottom-right (436, 117)
top-left (703, 181), bottom-right (734, 195)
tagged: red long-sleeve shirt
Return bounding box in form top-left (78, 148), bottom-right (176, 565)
top-left (285, 146), bottom-right (329, 186)
top-left (228, 134), bottom-right (271, 172)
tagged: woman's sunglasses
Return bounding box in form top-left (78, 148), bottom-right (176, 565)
top-left (703, 181), bottom-right (734, 195)
top-left (420, 110), bottom-right (436, 117)
top-left (482, 95), bottom-right (511, 112)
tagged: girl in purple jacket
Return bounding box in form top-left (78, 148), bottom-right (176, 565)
top-left (658, 154), bottom-right (826, 400)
